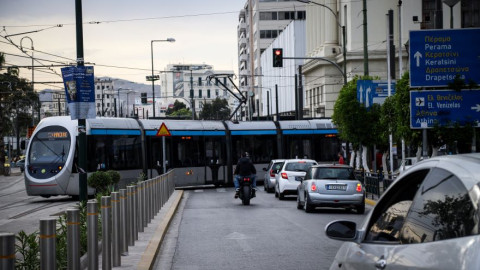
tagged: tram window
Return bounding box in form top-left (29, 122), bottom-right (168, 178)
top-left (170, 136), bottom-right (204, 167)
top-left (232, 135), bottom-right (276, 163)
top-left (87, 135), bottom-right (142, 171)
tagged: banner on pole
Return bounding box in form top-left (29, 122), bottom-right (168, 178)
top-left (61, 66), bottom-right (96, 120)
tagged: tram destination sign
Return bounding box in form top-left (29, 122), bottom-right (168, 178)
top-left (410, 90), bottom-right (480, 129)
top-left (409, 28), bottom-right (480, 87)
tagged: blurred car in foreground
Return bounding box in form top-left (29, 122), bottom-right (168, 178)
top-left (263, 159), bottom-right (285, 193)
top-left (297, 164), bottom-right (365, 214)
top-left (325, 153), bottom-right (480, 270)
top-left (275, 159), bottom-right (317, 199)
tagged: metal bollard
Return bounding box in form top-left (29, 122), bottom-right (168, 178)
top-left (119, 189), bottom-right (128, 255)
top-left (40, 218), bottom-right (57, 270)
top-left (132, 185), bottom-right (138, 240)
top-left (141, 181), bottom-right (147, 228)
top-left (87, 200), bottom-right (98, 270)
top-left (127, 186), bottom-right (135, 246)
top-left (111, 192), bottom-right (121, 266)
top-left (146, 180), bottom-right (151, 223)
top-left (67, 207), bottom-right (80, 270)
top-left (101, 196), bottom-right (112, 270)
top-left (137, 182), bottom-right (144, 233)
top-left (0, 233), bottom-right (15, 270)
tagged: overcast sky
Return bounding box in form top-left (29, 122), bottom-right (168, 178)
top-left (0, 0), bottom-right (246, 90)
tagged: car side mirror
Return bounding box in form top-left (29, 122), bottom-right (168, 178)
top-left (325, 220), bottom-right (357, 241)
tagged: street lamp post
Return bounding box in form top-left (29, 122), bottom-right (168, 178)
top-left (297, 0), bottom-right (347, 85)
top-left (125, 90), bottom-right (135, 117)
top-left (150, 38), bottom-right (175, 118)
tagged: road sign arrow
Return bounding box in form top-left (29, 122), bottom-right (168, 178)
top-left (472, 104), bottom-right (480, 112)
top-left (414, 51), bottom-right (422, 67)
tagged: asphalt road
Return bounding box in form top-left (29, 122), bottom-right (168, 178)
top-left (0, 168), bottom-right (78, 235)
top-left (155, 187), bottom-right (371, 270)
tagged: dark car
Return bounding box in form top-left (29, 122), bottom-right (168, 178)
top-left (15, 159), bottom-right (25, 172)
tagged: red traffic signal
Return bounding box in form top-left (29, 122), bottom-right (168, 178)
top-left (273, 48), bottom-right (283, 67)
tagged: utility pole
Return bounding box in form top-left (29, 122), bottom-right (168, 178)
top-left (363, 0), bottom-right (369, 76)
top-left (76, 0), bottom-right (87, 202)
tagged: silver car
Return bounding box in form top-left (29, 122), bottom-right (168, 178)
top-left (275, 159), bottom-right (318, 199)
top-left (297, 164), bottom-right (365, 214)
top-left (262, 159), bottom-right (285, 193)
top-left (325, 153), bottom-right (480, 270)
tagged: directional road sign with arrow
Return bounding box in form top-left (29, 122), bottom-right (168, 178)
top-left (409, 28), bottom-right (480, 88)
top-left (410, 89), bottom-right (480, 129)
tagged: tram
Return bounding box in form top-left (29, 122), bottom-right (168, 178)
top-left (24, 116), bottom-right (341, 197)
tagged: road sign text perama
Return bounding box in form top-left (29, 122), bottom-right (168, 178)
top-left (409, 28), bottom-right (480, 88)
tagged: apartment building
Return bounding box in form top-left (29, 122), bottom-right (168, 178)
top-left (238, 0), bottom-right (306, 118)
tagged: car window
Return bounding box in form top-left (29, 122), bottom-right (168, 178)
top-left (400, 168), bottom-right (478, 244)
top-left (365, 169), bottom-right (430, 243)
top-left (365, 200), bottom-right (412, 242)
top-left (285, 162), bottom-right (316, 172)
top-left (272, 162), bottom-right (284, 173)
top-left (313, 167), bottom-right (355, 180)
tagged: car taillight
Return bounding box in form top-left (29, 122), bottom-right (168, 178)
top-left (311, 183), bottom-right (317, 191)
top-left (281, 172), bottom-right (288, 179)
top-left (356, 183), bottom-right (362, 192)
top-left (270, 169), bottom-right (275, 177)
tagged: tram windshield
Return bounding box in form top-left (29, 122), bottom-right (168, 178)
top-left (29, 126), bottom-right (71, 165)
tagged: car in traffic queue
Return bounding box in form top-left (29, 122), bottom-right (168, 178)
top-left (325, 153), bottom-right (480, 270)
top-left (262, 159), bottom-right (285, 193)
top-left (275, 159), bottom-right (317, 200)
top-left (15, 158), bottom-right (26, 173)
top-left (297, 164), bottom-right (365, 214)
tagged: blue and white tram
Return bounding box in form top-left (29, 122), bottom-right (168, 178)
top-left (25, 116), bottom-right (341, 197)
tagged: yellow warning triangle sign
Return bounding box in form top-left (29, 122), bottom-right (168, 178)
top-left (156, 123), bottom-right (171, 137)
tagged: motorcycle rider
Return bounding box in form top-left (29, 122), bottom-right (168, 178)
top-left (233, 152), bottom-right (257, 198)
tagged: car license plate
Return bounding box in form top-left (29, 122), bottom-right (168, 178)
top-left (326, 184), bottom-right (347, 191)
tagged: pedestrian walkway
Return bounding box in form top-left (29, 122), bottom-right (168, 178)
top-left (96, 189), bottom-right (184, 269)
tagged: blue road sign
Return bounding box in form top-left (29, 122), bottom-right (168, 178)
top-left (410, 90), bottom-right (480, 129)
top-left (357, 80), bottom-right (396, 108)
top-left (409, 28), bottom-right (480, 87)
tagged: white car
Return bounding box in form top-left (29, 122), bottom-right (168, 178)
top-left (274, 159), bottom-right (317, 200)
top-left (326, 153), bottom-right (480, 270)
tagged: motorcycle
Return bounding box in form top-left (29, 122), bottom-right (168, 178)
top-left (238, 176), bottom-right (254, 205)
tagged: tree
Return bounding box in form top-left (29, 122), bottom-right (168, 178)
top-left (332, 75), bottom-right (379, 170)
top-left (166, 100), bottom-right (191, 118)
top-left (199, 98), bottom-right (230, 120)
top-left (0, 53), bottom-right (39, 162)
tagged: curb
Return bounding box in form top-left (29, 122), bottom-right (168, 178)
top-left (365, 198), bottom-right (376, 206)
top-left (137, 190), bottom-right (184, 270)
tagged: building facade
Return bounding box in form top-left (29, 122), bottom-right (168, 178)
top-left (301, 0), bottom-right (479, 118)
top-left (238, 0), bottom-right (306, 118)
top-left (160, 64), bottom-right (236, 119)
top-left (259, 20), bottom-right (306, 118)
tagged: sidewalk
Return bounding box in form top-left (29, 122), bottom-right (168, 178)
top-left (96, 189), bottom-right (184, 270)
top-left (365, 193), bottom-right (380, 206)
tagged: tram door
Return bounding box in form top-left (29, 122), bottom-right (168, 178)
top-left (204, 136), bottom-right (226, 186)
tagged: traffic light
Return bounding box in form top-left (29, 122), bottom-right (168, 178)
top-left (141, 93), bottom-right (147, 104)
top-left (273, 48), bottom-right (283, 67)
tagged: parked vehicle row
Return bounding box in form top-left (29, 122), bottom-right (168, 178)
top-left (262, 159), bottom-right (365, 214)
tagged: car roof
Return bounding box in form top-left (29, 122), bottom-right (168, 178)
top-left (310, 164), bottom-right (353, 168)
top-left (270, 159), bottom-right (286, 163)
top-left (396, 153), bottom-right (480, 191)
top-left (283, 159), bottom-right (317, 163)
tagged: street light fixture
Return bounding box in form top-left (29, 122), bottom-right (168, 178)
top-left (297, 0), bottom-right (347, 85)
top-left (150, 38), bottom-right (175, 118)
